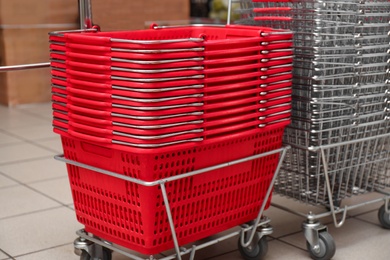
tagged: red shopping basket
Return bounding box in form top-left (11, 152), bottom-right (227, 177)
top-left (61, 125), bottom-right (285, 255)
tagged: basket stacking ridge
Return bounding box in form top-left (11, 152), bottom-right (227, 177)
top-left (50, 24), bottom-right (293, 254)
top-left (50, 25), bottom-right (293, 149)
top-left (61, 127), bottom-right (284, 254)
top-left (235, 0), bottom-right (390, 205)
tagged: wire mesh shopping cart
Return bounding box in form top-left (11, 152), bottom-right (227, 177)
top-left (234, 0), bottom-right (390, 259)
top-left (50, 21), bottom-right (294, 260)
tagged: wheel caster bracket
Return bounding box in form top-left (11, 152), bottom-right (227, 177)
top-left (74, 232), bottom-right (105, 260)
top-left (302, 220), bottom-right (327, 249)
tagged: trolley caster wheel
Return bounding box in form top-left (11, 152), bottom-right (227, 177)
top-left (378, 204), bottom-right (390, 229)
top-left (306, 232), bottom-right (335, 260)
top-left (80, 250), bottom-right (91, 260)
top-left (79, 248), bottom-right (112, 260)
top-left (238, 235), bottom-right (268, 260)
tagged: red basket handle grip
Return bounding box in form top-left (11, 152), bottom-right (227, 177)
top-left (67, 87), bottom-right (111, 99)
top-left (67, 96), bottom-right (111, 108)
top-left (68, 121), bottom-right (111, 135)
top-left (252, 0), bottom-right (292, 2)
top-left (67, 104), bottom-right (111, 117)
top-left (254, 17), bottom-right (292, 21)
top-left (253, 7), bottom-right (291, 13)
top-left (68, 112), bottom-right (111, 126)
top-left (68, 129), bottom-right (111, 144)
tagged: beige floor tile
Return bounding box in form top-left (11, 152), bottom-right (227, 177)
top-left (0, 157), bottom-right (67, 184)
top-left (0, 207), bottom-right (83, 257)
top-left (28, 177), bottom-right (73, 205)
top-left (0, 185), bottom-right (60, 219)
top-left (0, 251), bottom-right (9, 260)
top-left (208, 239), bottom-right (307, 260)
top-left (265, 203), bottom-right (303, 238)
top-left (355, 210), bottom-right (385, 227)
top-left (280, 218), bottom-right (390, 259)
top-left (3, 124), bottom-right (56, 141)
top-left (0, 110), bottom-right (49, 130)
top-left (13, 244), bottom-right (75, 260)
top-left (16, 103), bottom-right (52, 120)
top-left (0, 174), bottom-right (17, 188)
top-left (0, 143), bottom-right (53, 165)
top-left (38, 137), bottom-right (64, 154)
top-left (0, 131), bottom-right (22, 146)
top-left (341, 192), bottom-right (387, 217)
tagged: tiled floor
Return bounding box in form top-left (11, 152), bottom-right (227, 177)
top-left (0, 102), bottom-right (389, 260)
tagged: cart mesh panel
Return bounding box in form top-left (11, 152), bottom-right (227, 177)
top-left (235, 0), bottom-right (390, 205)
top-left (61, 128), bottom-right (283, 254)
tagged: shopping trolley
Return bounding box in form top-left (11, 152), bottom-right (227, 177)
top-left (50, 7), bottom-right (295, 258)
top-left (234, 0), bottom-right (390, 259)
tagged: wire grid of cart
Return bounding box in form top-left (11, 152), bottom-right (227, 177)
top-left (48, 15), bottom-right (296, 259)
top-left (233, 0), bottom-right (390, 259)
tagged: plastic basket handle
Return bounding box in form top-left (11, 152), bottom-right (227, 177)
top-left (68, 112), bottom-right (111, 126)
top-left (254, 17), bottom-right (292, 21)
top-left (67, 104), bottom-right (111, 117)
top-left (253, 7), bottom-right (292, 13)
top-left (67, 96), bottom-right (111, 108)
top-left (67, 87), bottom-right (111, 99)
top-left (252, 0), bottom-right (292, 2)
top-left (68, 121), bottom-right (112, 144)
top-left (68, 129), bottom-right (111, 144)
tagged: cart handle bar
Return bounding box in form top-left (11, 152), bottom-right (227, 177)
top-left (54, 146), bottom-right (290, 187)
top-left (0, 62), bottom-right (50, 72)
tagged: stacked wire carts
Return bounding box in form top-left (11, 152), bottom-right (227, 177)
top-left (50, 24), bottom-right (293, 260)
top-left (234, 0), bottom-right (390, 259)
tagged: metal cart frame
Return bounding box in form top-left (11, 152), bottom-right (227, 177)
top-left (0, 1), bottom-right (293, 259)
top-left (232, 0), bottom-right (390, 259)
top-left (272, 133), bottom-right (390, 258)
top-left (55, 146), bottom-right (290, 260)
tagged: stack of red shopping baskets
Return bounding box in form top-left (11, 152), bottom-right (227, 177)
top-left (50, 24), bottom-right (293, 254)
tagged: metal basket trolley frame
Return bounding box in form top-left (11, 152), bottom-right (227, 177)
top-left (55, 147), bottom-right (289, 260)
top-left (233, 0), bottom-right (390, 259)
top-left (0, 1), bottom-right (294, 260)
top-left (53, 1), bottom-right (293, 259)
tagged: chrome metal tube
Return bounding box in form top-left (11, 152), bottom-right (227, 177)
top-left (0, 62), bottom-right (50, 72)
top-left (79, 0), bottom-right (93, 29)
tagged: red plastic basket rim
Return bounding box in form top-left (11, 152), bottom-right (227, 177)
top-left (53, 119), bottom-right (288, 153)
top-left (63, 25), bottom-right (292, 48)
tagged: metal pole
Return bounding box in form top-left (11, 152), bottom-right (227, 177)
top-left (0, 63), bottom-right (50, 73)
top-left (79, 0), bottom-right (93, 29)
top-left (1, 1), bottom-right (93, 73)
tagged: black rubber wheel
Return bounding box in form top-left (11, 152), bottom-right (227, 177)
top-left (306, 232), bottom-right (336, 260)
top-left (80, 250), bottom-right (91, 260)
top-left (79, 248), bottom-right (112, 260)
top-left (103, 248), bottom-right (112, 260)
top-left (378, 204), bottom-right (390, 229)
top-left (238, 235), bottom-right (268, 260)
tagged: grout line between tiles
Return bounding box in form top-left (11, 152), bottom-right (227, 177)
top-left (0, 155), bottom-right (55, 167)
top-left (0, 129), bottom-right (60, 154)
top-left (272, 229), bottom-right (303, 240)
top-left (13, 106), bottom-right (53, 122)
top-left (8, 175), bottom-right (69, 186)
top-left (351, 213), bottom-right (385, 228)
top-left (0, 205), bottom-right (69, 221)
top-left (274, 237), bottom-right (309, 252)
top-left (11, 242), bottom-right (73, 259)
top-left (203, 249), bottom-right (238, 260)
top-left (0, 170), bottom-right (74, 214)
top-left (0, 248), bottom-right (14, 260)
